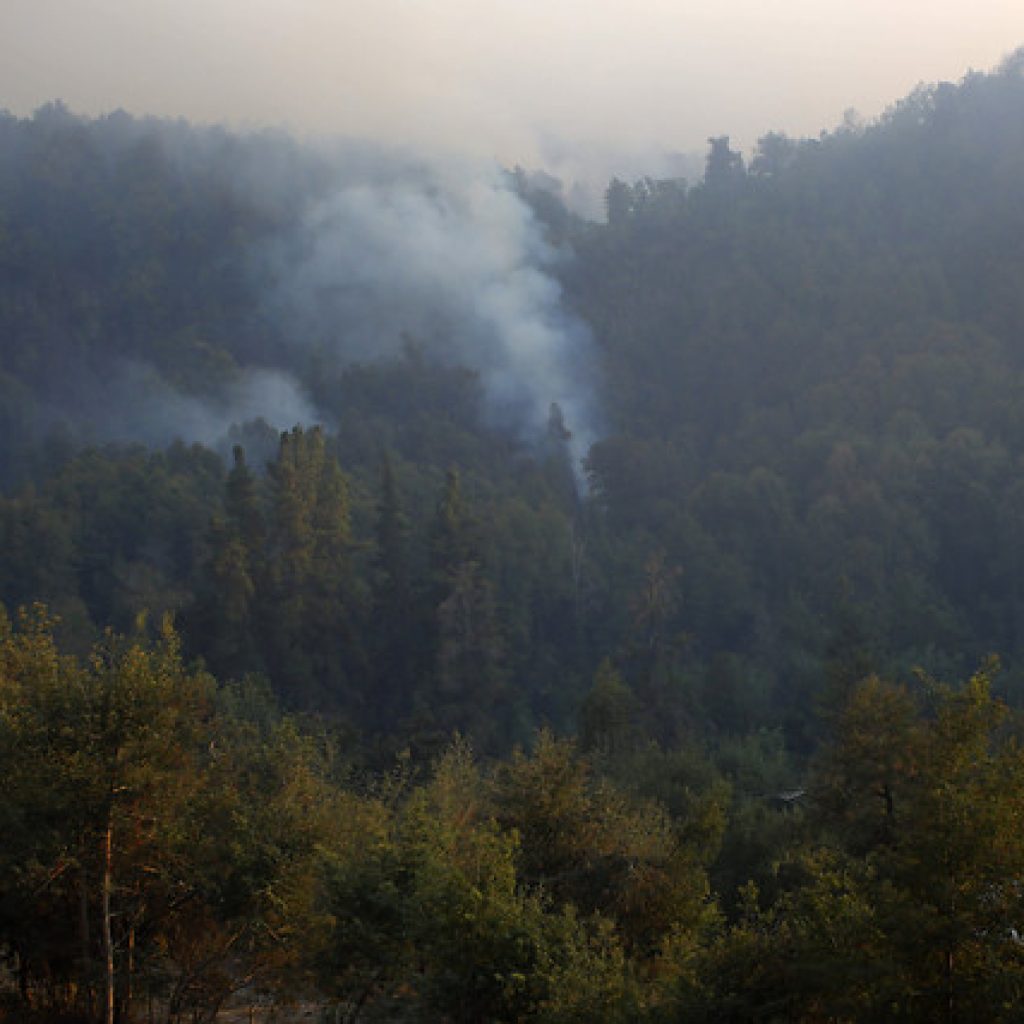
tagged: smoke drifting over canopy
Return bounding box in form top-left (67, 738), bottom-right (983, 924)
top-left (3, 1), bottom-right (1023, 476)
top-left (270, 159), bottom-right (600, 478)
top-left (4, 108), bottom-right (601, 478)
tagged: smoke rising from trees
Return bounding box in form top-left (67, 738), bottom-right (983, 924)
top-left (0, 107), bottom-right (602, 478)
top-left (269, 159), bottom-right (601, 480)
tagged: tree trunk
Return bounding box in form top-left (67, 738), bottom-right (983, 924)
top-left (125, 923), bottom-right (135, 1023)
top-left (80, 865), bottom-right (93, 1016)
top-left (946, 948), bottom-right (955, 1024)
top-left (103, 820), bottom-right (115, 1024)
top-left (17, 947), bottom-right (30, 1007)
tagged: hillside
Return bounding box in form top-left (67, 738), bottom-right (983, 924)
top-left (2, 55), bottom-right (1024, 750)
top-left (5, 51), bottom-right (1024, 1024)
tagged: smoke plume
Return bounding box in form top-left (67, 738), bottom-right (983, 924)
top-left (271, 157), bottom-right (602, 482)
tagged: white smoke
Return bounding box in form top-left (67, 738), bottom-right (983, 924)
top-left (56, 363), bottom-right (319, 451)
top-left (531, 133), bottom-right (703, 219)
top-left (274, 160), bottom-right (601, 483)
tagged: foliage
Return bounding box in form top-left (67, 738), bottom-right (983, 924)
top-left (6, 51), bottom-right (1024, 1021)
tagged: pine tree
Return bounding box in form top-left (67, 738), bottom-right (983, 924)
top-left (189, 446), bottom-right (264, 679)
top-left (421, 467), bottom-right (505, 746)
top-left (263, 427), bottom-right (363, 709)
top-left (370, 453), bottom-right (417, 728)
top-left (224, 444), bottom-right (266, 578)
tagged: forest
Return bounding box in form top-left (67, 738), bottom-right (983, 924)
top-left (4, 51), bottom-right (1024, 1021)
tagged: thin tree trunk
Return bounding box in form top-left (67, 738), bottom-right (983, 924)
top-left (946, 948), bottom-right (955, 1024)
top-left (125, 923), bottom-right (135, 1023)
top-left (17, 947), bottom-right (30, 1007)
top-left (80, 865), bottom-right (93, 1015)
top-left (103, 819), bottom-right (115, 1024)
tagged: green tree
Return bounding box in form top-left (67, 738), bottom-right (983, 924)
top-left (579, 659), bottom-right (639, 758)
top-left (0, 607), bottom-right (213, 1024)
top-left (704, 136), bottom-right (745, 189)
top-left (491, 731), bottom-right (719, 958)
top-left (418, 467), bottom-right (505, 746)
top-left (707, 667), bottom-right (1024, 1021)
top-left (318, 741), bottom-right (639, 1024)
top-left (165, 689), bottom-right (339, 1023)
top-left (263, 427), bottom-right (364, 709)
top-left (370, 452), bottom-right (418, 726)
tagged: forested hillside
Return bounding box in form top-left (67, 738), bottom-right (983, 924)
top-left (565, 53), bottom-right (1024, 745)
top-left (6, 55), bottom-right (1024, 747)
top-left (5, 51), bottom-right (1024, 1021)
top-left (4, 611), bottom-right (1024, 1021)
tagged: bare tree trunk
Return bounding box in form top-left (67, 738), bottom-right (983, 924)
top-left (80, 866), bottom-right (93, 1014)
top-left (103, 820), bottom-right (115, 1024)
top-left (17, 947), bottom-right (30, 1007)
top-left (946, 948), bottom-right (955, 1024)
top-left (125, 923), bottom-right (135, 1023)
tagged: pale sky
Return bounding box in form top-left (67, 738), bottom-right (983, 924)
top-left (3, 0), bottom-right (1024, 169)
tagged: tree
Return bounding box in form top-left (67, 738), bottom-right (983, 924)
top-left (224, 444), bottom-right (267, 575)
top-left (624, 551), bottom-right (688, 742)
top-left (741, 667), bottom-right (1024, 1020)
top-left (704, 136), bottom-right (745, 189)
top-left (263, 427), bottom-right (364, 709)
top-left (0, 607), bottom-right (213, 1024)
top-left (491, 731), bottom-right (719, 958)
top-left (370, 452), bottom-right (417, 726)
top-left (434, 560), bottom-right (505, 742)
top-left (579, 659), bottom-right (639, 758)
top-left (166, 691), bottom-right (338, 1023)
top-left (749, 131), bottom-right (797, 179)
top-left (605, 177), bottom-right (632, 227)
top-left (0, 608), bottom-right (343, 1024)
top-left (318, 741), bottom-right (639, 1024)
top-left (418, 467), bottom-right (506, 745)
top-left (429, 466), bottom-right (474, 585)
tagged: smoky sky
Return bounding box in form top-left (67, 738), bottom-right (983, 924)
top-left (4, 0), bottom-right (1023, 176)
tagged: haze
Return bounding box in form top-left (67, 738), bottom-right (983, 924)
top-left (5, 0), bottom-right (1024, 174)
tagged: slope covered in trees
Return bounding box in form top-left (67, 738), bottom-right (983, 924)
top-left (4, 41), bottom-right (1024, 1024)
top-left (4, 613), bottom-right (1024, 1022)
top-left (4, 60), bottom-right (1024, 753)
top-left (570, 51), bottom-right (1024, 739)
top-left (4, 57), bottom-right (1024, 752)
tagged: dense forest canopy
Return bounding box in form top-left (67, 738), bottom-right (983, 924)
top-left (4, 50), bottom-right (1024, 1021)
top-left (5, 55), bottom-right (1024, 742)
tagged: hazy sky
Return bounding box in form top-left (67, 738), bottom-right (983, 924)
top-left (4, 0), bottom-right (1024, 168)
